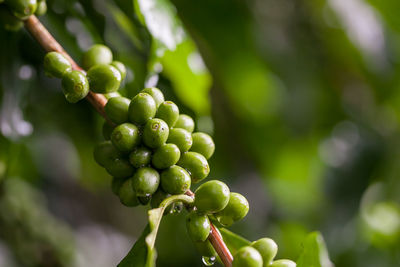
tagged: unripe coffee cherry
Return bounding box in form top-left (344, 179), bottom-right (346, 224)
top-left (0, 6), bottom-right (23, 31)
top-left (110, 61), bottom-right (126, 80)
top-left (195, 240), bottom-right (217, 258)
top-left (141, 87), bottom-right (164, 108)
top-left (160, 165), bottom-right (191, 195)
top-left (131, 167), bottom-right (160, 197)
top-left (178, 152), bottom-right (209, 183)
top-left (167, 128), bottom-right (192, 152)
top-left (87, 64), bottom-right (121, 93)
top-left (104, 96), bottom-right (130, 124)
top-left (150, 189), bottom-right (170, 209)
top-left (102, 121), bottom-right (114, 140)
top-left (118, 179), bottom-right (140, 207)
top-left (190, 132), bottom-right (215, 159)
top-left (215, 192), bottom-right (249, 227)
top-left (152, 143), bottom-right (181, 169)
top-left (143, 118), bottom-right (169, 148)
top-left (156, 101), bottom-right (179, 127)
top-left (129, 147), bottom-right (152, 168)
top-left (93, 141), bottom-right (120, 167)
top-left (105, 158), bottom-right (135, 179)
top-left (110, 123), bottom-right (140, 153)
top-left (128, 93), bottom-right (156, 125)
top-left (251, 238), bottom-right (278, 266)
top-left (186, 211), bottom-right (211, 242)
top-left (61, 70), bottom-right (89, 103)
top-left (43, 52), bottom-right (72, 78)
top-left (174, 114), bottom-right (195, 133)
top-left (82, 44), bottom-right (113, 70)
top-left (194, 180), bottom-right (230, 214)
top-left (111, 177), bottom-right (125, 195)
top-left (232, 246), bottom-right (263, 267)
top-left (5, 0), bottom-right (37, 19)
top-left (35, 0), bottom-right (46, 16)
top-left (269, 260), bottom-right (296, 267)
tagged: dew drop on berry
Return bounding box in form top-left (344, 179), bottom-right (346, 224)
top-left (202, 256), bottom-right (216, 266)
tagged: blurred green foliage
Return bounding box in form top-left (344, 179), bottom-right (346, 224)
top-left (1, 0), bottom-right (400, 266)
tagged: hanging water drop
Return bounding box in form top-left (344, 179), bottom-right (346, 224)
top-left (202, 256), bottom-right (216, 266)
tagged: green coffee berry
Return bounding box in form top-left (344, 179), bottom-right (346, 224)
top-left (174, 114), bottom-right (195, 133)
top-left (269, 260), bottom-right (296, 267)
top-left (61, 70), bottom-right (89, 103)
top-left (232, 246), bottom-right (263, 267)
top-left (131, 167), bottom-right (160, 197)
top-left (138, 195), bottom-right (152, 205)
top-left (93, 141), bottom-right (120, 167)
top-left (128, 93), bottom-right (156, 125)
top-left (82, 44), bottom-right (113, 70)
top-left (251, 238), bottom-right (278, 267)
top-left (215, 192), bottom-right (249, 227)
top-left (102, 121), bottom-right (114, 140)
top-left (0, 5), bottom-right (23, 31)
top-left (178, 152), bottom-right (209, 183)
top-left (105, 158), bottom-right (135, 179)
top-left (191, 132), bottom-right (215, 159)
top-left (150, 189), bottom-right (171, 209)
top-left (186, 211), bottom-right (211, 242)
top-left (156, 101), bottom-right (179, 127)
top-left (111, 177), bottom-right (125, 195)
top-left (110, 61), bottom-right (126, 80)
top-left (167, 128), bottom-right (193, 152)
top-left (160, 165), bottom-right (191, 195)
top-left (43, 52), bottom-right (72, 78)
top-left (5, 0), bottom-right (37, 20)
top-left (194, 180), bottom-right (230, 214)
top-left (141, 87), bottom-right (164, 108)
top-left (104, 97), bottom-right (130, 124)
top-left (195, 240), bottom-right (217, 258)
top-left (129, 147), bottom-right (152, 168)
top-left (110, 123), bottom-right (140, 153)
top-left (143, 118), bottom-right (169, 148)
top-left (118, 179), bottom-right (140, 207)
top-left (87, 64), bottom-right (121, 93)
top-left (35, 0), bottom-right (46, 16)
top-left (152, 143), bottom-right (181, 169)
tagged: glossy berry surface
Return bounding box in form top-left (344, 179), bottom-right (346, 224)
top-left (194, 180), bottom-right (230, 214)
top-left (111, 177), bottom-right (125, 195)
top-left (35, 0), bottom-right (46, 16)
top-left (110, 61), bottom-right (126, 80)
top-left (110, 123), bottom-right (140, 153)
top-left (152, 143), bottom-right (181, 169)
top-left (160, 165), bottom-right (191, 195)
top-left (195, 240), bottom-right (217, 258)
top-left (5, 0), bottom-right (37, 19)
top-left (104, 96), bottom-right (130, 124)
top-left (156, 101), bottom-right (179, 127)
top-left (129, 147), bottom-right (152, 168)
top-left (82, 44), bottom-right (113, 70)
top-left (61, 70), bottom-right (89, 103)
top-left (105, 158), bottom-right (135, 178)
top-left (190, 132), bottom-right (215, 159)
top-left (269, 259), bottom-right (296, 267)
top-left (93, 141), bottom-right (120, 167)
top-left (215, 192), bottom-right (249, 227)
top-left (128, 93), bottom-right (156, 125)
top-left (43, 52), bottom-right (72, 78)
top-left (186, 211), bottom-right (211, 242)
top-left (143, 118), bottom-right (169, 148)
top-left (141, 87), bottom-right (164, 108)
top-left (178, 152), bottom-right (209, 183)
top-left (251, 238), bottom-right (278, 266)
top-left (131, 167), bottom-right (160, 197)
top-left (232, 246), bottom-right (263, 267)
top-left (174, 114), bottom-right (195, 133)
top-left (118, 179), bottom-right (140, 207)
top-left (167, 128), bottom-right (192, 152)
top-left (87, 64), bottom-right (121, 93)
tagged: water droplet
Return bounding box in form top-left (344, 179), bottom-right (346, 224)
top-left (202, 256), bottom-right (216, 266)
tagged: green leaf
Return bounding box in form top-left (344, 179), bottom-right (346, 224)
top-left (118, 194), bottom-right (194, 267)
top-left (219, 228), bottom-right (251, 255)
top-left (296, 232), bottom-right (333, 267)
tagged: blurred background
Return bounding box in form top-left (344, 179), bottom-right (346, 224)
top-left (1, 0), bottom-right (400, 266)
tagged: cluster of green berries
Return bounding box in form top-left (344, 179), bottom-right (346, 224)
top-left (0, 0), bottom-right (47, 31)
top-left (232, 238), bottom-right (296, 267)
top-left (43, 44), bottom-right (126, 103)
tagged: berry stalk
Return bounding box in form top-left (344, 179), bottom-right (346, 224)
top-left (23, 14), bottom-right (233, 266)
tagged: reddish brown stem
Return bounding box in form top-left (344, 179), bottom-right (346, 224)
top-left (23, 15), bottom-right (233, 267)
